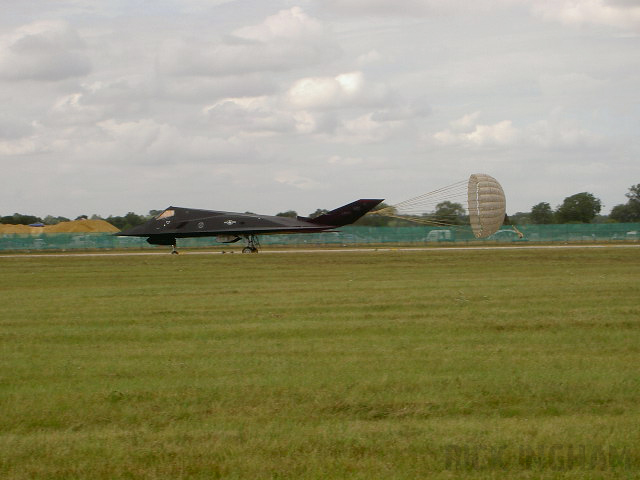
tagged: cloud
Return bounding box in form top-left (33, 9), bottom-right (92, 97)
top-left (202, 70), bottom-right (403, 141)
top-left (204, 97), bottom-right (410, 145)
top-left (287, 71), bottom-right (390, 110)
top-left (158, 74), bottom-right (279, 103)
top-left (370, 104), bottom-right (430, 122)
top-left (274, 171), bottom-right (321, 190)
top-left (176, 0), bottom-right (238, 13)
top-left (324, 0), bottom-right (640, 30)
top-left (356, 49), bottom-right (383, 66)
top-left (323, 0), bottom-right (522, 16)
top-left (48, 91), bottom-right (104, 126)
top-left (327, 155), bottom-right (364, 166)
top-left (334, 113), bottom-right (404, 144)
top-left (233, 6), bottom-right (323, 42)
top-left (89, 118), bottom-right (254, 165)
top-left (433, 112), bottom-right (603, 149)
top-left (531, 0), bottom-right (640, 30)
top-left (537, 73), bottom-right (603, 98)
top-left (287, 72), bottom-right (364, 109)
top-left (468, 120), bottom-right (518, 146)
top-left (433, 112), bottom-right (516, 146)
top-left (0, 21), bottom-right (91, 81)
top-left (0, 114), bottom-right (34, 140)
top-left (0, 137), bottom-right (44, 156)
top-left (204, 96), bottom-right (317, 136)
top-left (434, 117), bottom-right (518, 147)
top-left (0, 120), bottom-right (67, 156)
top-left (526, 117), bottom-right (604, 149)
top-left (449, 111), bottom-right (481, 130)
top-left (158, 7), bottom-right (337, 77)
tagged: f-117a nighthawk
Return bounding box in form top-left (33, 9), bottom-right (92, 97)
top-left (117, 199), bottom-right (383, 253)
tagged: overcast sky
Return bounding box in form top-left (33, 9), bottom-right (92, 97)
top-left (1, 0), bottom-right (639, 218)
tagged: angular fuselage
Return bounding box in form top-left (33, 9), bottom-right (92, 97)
top-left (118, 199), bottom-right (383, 247)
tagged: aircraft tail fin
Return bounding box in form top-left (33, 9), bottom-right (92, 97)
top-left (300, 199), bottom-right (384, 227)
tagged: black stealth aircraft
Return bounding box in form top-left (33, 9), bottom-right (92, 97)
top-left (117, 199), bottom-right (384, 253)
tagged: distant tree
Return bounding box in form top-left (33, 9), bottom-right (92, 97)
top-left (309, 208), bottom-right (329, 219)
top-left (556, 192), bottom-right (602, 223)
top-left (148, 210), bottom-right (163, 219)
top-left (592, 214), bottom-right (613, 224)
top-left (626, 183), bottom-right (640, 201)
top-left (106, 215), bottom-right (125, 229)
top-left (107, 215), bottom-right (121, 228)
top-left (43, 215), bottom-right (70, 225)
top-left (276, 210), bottom-right (297, 218)
top-left (610, 183), bottom-right (640, 222)
top-left (530, 202), bottom-right (554, 224)
top-left (509, 211), bottom-right (531, 225)
top-left (90, 214), bottom-right (104, 220)
top-left (610, 204), bottom-right (635, 223)
top-left (123, 212), bottom-right (145, 229)
top-left (106, 212), bottom-right (146, 230)
top-left (433, 201), bottom-right (465, 225)
top-left (75, 215), bottom-right (88, 220)
top-left (0, 213), bottom-right (43, 225)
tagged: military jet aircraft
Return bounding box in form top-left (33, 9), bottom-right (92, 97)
top-left (117, 199), bottom-right (383, 253)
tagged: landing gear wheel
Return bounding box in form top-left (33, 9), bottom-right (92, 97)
top-left (171, 250), bottom-right (179, 255)
top-left (241, 235), bottom-right (260, 253)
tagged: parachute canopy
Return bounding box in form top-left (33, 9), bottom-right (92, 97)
top-left (370, 173), bottom-right (507, 238)
top-left (467, 173), bottom-right (506, 238)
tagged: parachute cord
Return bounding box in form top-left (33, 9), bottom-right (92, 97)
top-left (388, 180), bottom-right (467, 211)
top-left (367, 173), bottom-right (507, 239)
top-left (366, 211), bottom-right (469, 230)
top-left (370, 180), bottom-right (468, 219)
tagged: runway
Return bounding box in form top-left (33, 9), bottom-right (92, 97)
top-left (1, 243), bottom-right (639, 259)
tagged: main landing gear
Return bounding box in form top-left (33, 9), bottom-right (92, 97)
top-left (242, 235), bottom-right (260, 253)
top-left (164, 236), bottom-right (260, 254)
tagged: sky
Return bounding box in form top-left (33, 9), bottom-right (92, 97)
top-left (1, 0), bottom-right (639, 218)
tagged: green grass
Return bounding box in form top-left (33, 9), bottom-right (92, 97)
top-left (1, 247), bottom-right (640, 479)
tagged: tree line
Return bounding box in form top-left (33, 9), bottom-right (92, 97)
top-left (511, 184), bottom-right (640, 225)
top-left (2, 183), bottom-right (639, 229)
top-left (0, 212), bottom-right (162, 232)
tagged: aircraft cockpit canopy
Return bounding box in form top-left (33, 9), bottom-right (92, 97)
top-left (155, 209), bottom-right (175, 220)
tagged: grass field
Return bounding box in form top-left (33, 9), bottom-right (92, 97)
top-left (1, 247), bottom-right (639, 479)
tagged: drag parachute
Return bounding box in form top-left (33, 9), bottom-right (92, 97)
top-left (467, 173), bottom-right (506, 238)
top-left (370, 173), bottom-right (509, 238)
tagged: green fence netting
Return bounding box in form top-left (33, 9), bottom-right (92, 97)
top-left (1, 223), bottom-right (639, 252)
